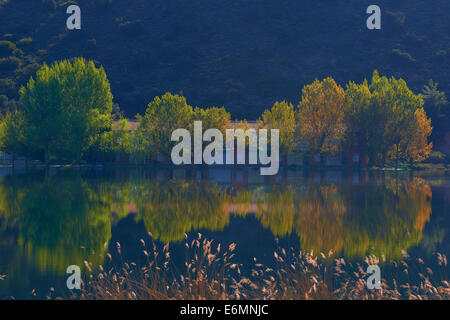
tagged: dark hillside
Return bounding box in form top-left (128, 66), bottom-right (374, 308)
top-left (1, 0), bottom-right (449, 119)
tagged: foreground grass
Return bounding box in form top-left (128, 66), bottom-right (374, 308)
top-left (75, 234), bottom-right (449, 300)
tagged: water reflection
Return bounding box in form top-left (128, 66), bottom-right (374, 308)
top-left (0, 174), bottom-right (114, 275)
top-left (0, 169), bottom-right (436, 282)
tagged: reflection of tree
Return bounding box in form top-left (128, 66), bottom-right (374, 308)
top-left (135, 180), bottom-right (230, 243)
top-left (230, 177), bottom-right (432, 260)
top-left (253, 186), bottom-right (295, 237)
top-left (0, 174), bottom-right (113, 274)
top-left (0, 173), bottom-right (434, 279)
top-left (342, 177), bottom-right (432, 259)
top-left (294, 185), bottom-right (346, 255)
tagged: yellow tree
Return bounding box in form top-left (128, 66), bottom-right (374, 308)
top-left (193, 106), bottom-right (231, 133)
top-left (258, 101), bottom-right (297, 164)
top-left (401, 108), bottom-right (433, 163)
top-left (231, 119), bottom-right (253, 146)
top-left (297, 77), bottom-right (346, 165)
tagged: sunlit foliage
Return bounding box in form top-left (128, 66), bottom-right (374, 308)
top-left (297, 77), bottom-right (346, 163)
top-left (2, 58), bottom-right (113, 162)
top-left (258, 101), bottom-right (297, 157)
top-left (344, 71), bottom-right (432, 166)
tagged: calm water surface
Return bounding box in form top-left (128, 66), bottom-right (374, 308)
top-left (0, 167), bottom-right (448, 299)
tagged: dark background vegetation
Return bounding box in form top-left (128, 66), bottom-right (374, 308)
top-left (0, 0), bottom-right (449, 119)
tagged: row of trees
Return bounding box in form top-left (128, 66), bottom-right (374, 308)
top-left (0, 58), bottom-right (438, 167)
top-left (258, 73), bottom-right (433, 166)
top-left (0, 58), bottom-right (233, 163)
top-left (115, 72), bottom-right (434, 167)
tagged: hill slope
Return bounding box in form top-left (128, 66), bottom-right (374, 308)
top-left (1, 0), bottom-right (449, 119)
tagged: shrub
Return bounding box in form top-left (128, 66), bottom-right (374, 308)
top-left (0, 56), bottom-right (21, 71)
top-left (424, 151), bottom-right (447, 164)
top-left (0, 95), bottom-right (18, 114)
top-left (0, 40), bottom-right (18, 57)
top-left (392, 49), bottom-right (416, 63)
top-left (0, 94), bottom-right (7, 110)
top-left (15, 63), bottom-right (41, 83)
top-left (117, 19), bottom-right (143, 36)
top-left (16, 37), bottom-right (33, 47)
top-left (0, 78), bottom-right (16, 96)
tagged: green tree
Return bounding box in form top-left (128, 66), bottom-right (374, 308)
top-left (19, 58), bottom-right (113, 162)
top-left (258, 101), bottom-right (297, 163)
top-left (0, 110), bottom-right (27, 160)
top-left (344, 71), bottom-right (432, 167)
top-left (297, 77), bottom-right (346, 165)
top-left (140, 93), bottom-right (193, 159)
top-left (344, 80), bottom-right (373, 162)
top-left (369, 71), bottom-right (429, 167)
top-left (88, 118), bottom-right (132, 162)
top-left (129, 120), bottom-right (151, 162)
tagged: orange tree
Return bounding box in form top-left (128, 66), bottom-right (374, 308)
top-left (296, 77), bottom-right (346, 165)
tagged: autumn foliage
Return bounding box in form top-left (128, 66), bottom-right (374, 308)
top-left (296, 77), bottom-right (346, 163)
top-left (0, 63), bottom-right (436, 167)
top-left (294, 71), bottom-right (433, 166)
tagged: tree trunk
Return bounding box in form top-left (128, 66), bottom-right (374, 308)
top-left (395, 145), bottom-right (399, 170)
top-left (320, 153), bottom-right (326, 168)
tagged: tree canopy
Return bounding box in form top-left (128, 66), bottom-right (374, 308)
top-left (15, 58), bottom-right (113, 161)
top-left (343, 71), bottom-right (432, 166)
top-left (296, 77), bottom-right (346, 162)
top-left (193, 106), bottom-right (231, 133)
top-left (258, 101), bottom-right (297, 155)
top-left (368, 71), bottom-right (431, 166)
top-left (140, 93), bottom-right (193, 158)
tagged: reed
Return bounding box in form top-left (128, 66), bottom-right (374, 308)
top-left (75, 234), bottom-right (450, 300)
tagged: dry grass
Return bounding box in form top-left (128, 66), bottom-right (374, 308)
top-left (75, 234), bottom-right (450, 300)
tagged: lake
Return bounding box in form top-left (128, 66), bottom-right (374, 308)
top-left (0, 167), bottom-right (448, 299)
